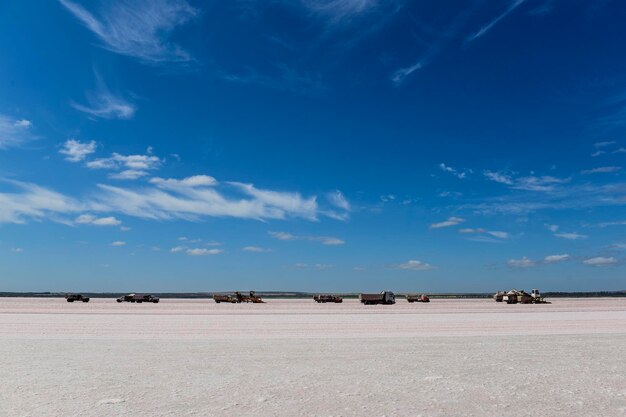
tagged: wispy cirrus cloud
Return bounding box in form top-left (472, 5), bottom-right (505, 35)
top-left (185, 248), bottom-right (223, 256)
top-left (439, 163), bottom-right (470, 179)
top-left (219, 65), bottom-right (328, 96)
top-left (242, 246), bottom-right (272, 253)
top-left (59, 139), bottom-right (97, 162)
top-left (509, 253), bottom-right (571, 268)
top-left (0, 180), bottom-right (81, 224)
top-left (484, 170), bottom-right (570, 192)
top-left (71, 76), bottom-right (136, 120)
top-left (465, 0), bottom-right (526, 44)
top-left (269, 231), bottom-right (345, 245)
top-left (0, 115), bottom-right (36, 149)
top-left (581, 166), bottom-right (621, 175)
top-left (0, 175), bottom-right (343, 225)
top-left (430, 216), bottom-right (464, 229)
top-left (75, 214), bottom-right (121, 226)
top-left (391, 61), bottom-right (424, 86)
top-left (59, 0), bottom-right (197, 64)
top-left (594, 141), bottom-right (616, 148)
top-left (554, 232), bottom-right (587, 240)
top-left (459, 228), bottom-right (509, 242)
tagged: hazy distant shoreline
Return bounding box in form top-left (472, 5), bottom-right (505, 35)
top-left (1, 291), bottom-right (625, 299)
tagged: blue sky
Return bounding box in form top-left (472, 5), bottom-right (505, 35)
top-left (1, 0), bottom-right (626, 292)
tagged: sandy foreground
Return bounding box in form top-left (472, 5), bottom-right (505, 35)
top-left (1, 298), bottom-right (625, 416)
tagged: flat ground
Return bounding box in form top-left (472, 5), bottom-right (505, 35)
top-left (1, 298), bottom-right (625, 416)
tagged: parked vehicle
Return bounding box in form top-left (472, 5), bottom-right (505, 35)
top-left (234, 291), bottom-right (265, 303)
top-left (213, 294), bottom-right (240, 303)
top-left (493, 291), bottom-right (506, 302)
top-left (359, 291), bottom-right (395, 305)
top-left (116, 293), bottom-right (160, 303)
top-left (406, 294), bottom-right (430, 303)
top-left (501, 289), bottom-right (549, 304)
top-left (65, 294), bottom-right (90, 303)
top-left (313, 294), bottom-right (343, 303)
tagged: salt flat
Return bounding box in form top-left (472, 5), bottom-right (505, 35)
top-left (1, 298), bottom-right (625, 416)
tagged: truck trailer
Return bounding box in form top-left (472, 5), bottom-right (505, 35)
top-left (359, 291), bottom-right (396, 305)
top-left (313, 294), bottom-right (343, 303)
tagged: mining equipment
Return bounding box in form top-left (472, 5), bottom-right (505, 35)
top-left (313, 294), bottom-right (343, 303)
top-left (65, 294), bottom-right (90, 303)
top-left (359, 291), bottom-right (396, 305)
top-left (493, 291), bottom-right (506, 302)
top-left (116, 293), bottom-right (160, 303)
top-left (235, 291), bottom-right (265, 303)
top-left (406, 294), bottom-right (430, 303)
top-left (501, 289), bottom-right (549, 304)
top-left (213, 294), bottom-right (240, 303)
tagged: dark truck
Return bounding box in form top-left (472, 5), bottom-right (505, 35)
top-left (213, 294), bottom-right (240, 303)
top-left (116, 293), bottom-right (160, 303)
top-left (65, 294), bottom-right (90, 303)
top-left (313, 294), bottom-right (343, 303)
top-left (359, 291), bottom-right (396, 305)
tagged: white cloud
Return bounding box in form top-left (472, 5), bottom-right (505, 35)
top-left (545, 224), bottom-right (559, 232)
top-left (459, 228), bottom-right (486, 234)
top-left (170, 246), bottom-right (185, 253)
top-left (75, 214), bottom-right (121, 226)
top-left (487, 230), bottom-right (509, 239)
top-left (583, 256), bottom-right (617, 267)
top-left (599, 220), bottom-right (626, 227)
top-left (591, 150), bottom-right (606, 157)
top-left (484, 171), bottom-right (513, 185)
top-left (459, 228), bottom-right (509, 243)
top-left (513, 176), bottom-right (570, 192)
top-left (327, 190), bottom-right (350, 211)
top-left (186, 248), bottom-right (223, 256)
top-left (581, 166), bottom-right (622, 175)
top-left (59, 0), bottom-right (197, 64)
top-left (464, 181), bottom-right (626, 215)
top-left (269, 231), bottom-right (345, 245)
top-left (0, 115), bottom-right (36, 149)
top-left (430, 217), bottom-right (464, 229)
top-left (544, 254), bottom-right (570, 263)
top-left (11, 247), bottom-right (24, 253)
top-left (554, 232), bottom-right (587, 240)
top-left (439, 163), bottom-right (469, 179)
top-left (242, 246), bottom-right (272, 253)
top-left (507, 256), bottom-right (535, 268)
top-left (391, 60), bottom-right (424, 86)
top-left (111, 241), bottom-right (126, 246)
top-left (0, 180), bottom-right (81, 224)
top-left (150, 175), bottom-right (218, 188)
top-left (1, 175), bottom-right (340, 225)
top-left (293, 263), bottom-right (334, 269)
top-left (87, 152), bottom-right (162, 179)
top-left (613, 148), bottom-right (626, 154)
top-left (71, 75), bottom-right (136, 120)
top-left (393, 260), bottom-right (435, 271)
top-left (594, 141), bottom-right (616, 148)
top-left (465, 0), bottom-right (526, 43)
top-left (484, 171), bottom-right (570, 192)
top-left (229, 182), bottom-right (318, 221)
top-left (59, 139), bottom-right (97, 162)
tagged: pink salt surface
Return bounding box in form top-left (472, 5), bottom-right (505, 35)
top-left (1, 297), bottom-right (625, 416)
